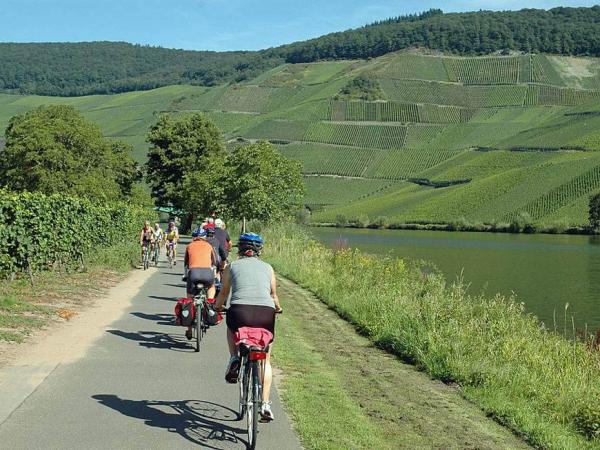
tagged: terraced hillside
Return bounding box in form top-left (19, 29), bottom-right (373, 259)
top-left (3, 52), bottom-right (600, 226)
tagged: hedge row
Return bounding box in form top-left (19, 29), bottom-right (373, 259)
top-left (0, 190), bottom-right (150, 275)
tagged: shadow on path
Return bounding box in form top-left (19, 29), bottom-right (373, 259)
top-left (131, 312), bottom-right (174, 325)
top-left (107, 330), bottom-right (192, 351)
top-left (148, 295), bottom-right (178, 302)
top-left (92, 395), bottom-right (245, 449)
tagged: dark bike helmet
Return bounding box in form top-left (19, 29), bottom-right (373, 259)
top-left (238, 233), bottom-right (264, 256)
top-left (192, 227), bottom-right (207, 238)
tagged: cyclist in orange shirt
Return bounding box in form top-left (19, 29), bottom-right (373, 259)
top-left (184, 227), bottom-right (217, 339)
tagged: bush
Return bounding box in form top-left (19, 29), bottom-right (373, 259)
top-left (0, 190), bottom-right (150, 276)
top-left (335, 214), bottom-right (348, 228)
top-left (370, 216), bottom-right (389, 229)
top-left (575, 402), bottom-right (600, 440)
top-left (352, 215), bottom-right (370, 228)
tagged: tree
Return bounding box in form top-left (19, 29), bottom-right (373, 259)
top-left (589, 192), bottom-right (600, 230)
top-left (0, 105), bottom-right (139, 202)
top-left (223, 141), bottom-right (305, 222)
top-left (146, 113), bottom-right (225, 214)
top-left (181, 157), bottom-right (229, 224)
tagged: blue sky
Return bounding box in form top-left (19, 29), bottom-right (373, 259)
top-left (1, 0), bottom-right (598, 51)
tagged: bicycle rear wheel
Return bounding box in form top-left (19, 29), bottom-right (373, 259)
top-left (247, 361), bottom-right (259, 449)
top-left (238, 358), bottom-right (249, 420)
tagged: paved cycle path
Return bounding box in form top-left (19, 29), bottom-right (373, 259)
top-left (0, 244), bottom-right (301, 450)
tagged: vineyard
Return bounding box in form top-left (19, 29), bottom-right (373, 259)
top-left (443, 56), bottom-right (521, 85)
top-left (0, 190), bottom-right (148, 276)
top-left (2, 51), bottom-right (600, 226)
top-left (302, 122), bottom-right (407, 149)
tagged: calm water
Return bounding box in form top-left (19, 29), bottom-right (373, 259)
top-left (310, 227), bottom-right (600, 332)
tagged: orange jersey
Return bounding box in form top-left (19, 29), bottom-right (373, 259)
top-left (185, 240), bottom-right (215, 268)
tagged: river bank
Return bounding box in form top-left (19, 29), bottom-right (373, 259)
top-left (310, 220), bottom-right (595, 236)
top-left (262, 223), bottom-right (600, 449)
top-left (309, 226), bottom-right (600, 333)
top-left (273, 275), bottom-right (530, 449)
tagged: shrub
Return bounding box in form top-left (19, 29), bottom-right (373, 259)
top-left (335, 214), bottom-right (348, 228)
top-left (0, 190), bottom-right (150, 276)
top-left (370, 216), bottom-right (389, 229)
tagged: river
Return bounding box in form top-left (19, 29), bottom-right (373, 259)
top-left (310, 227), bottom-right (600, 333)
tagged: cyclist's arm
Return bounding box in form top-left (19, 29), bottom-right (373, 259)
top-left (184, 247), bottom-right (189, 267)
top-left (270, 269), bottom-right (282, 312)
top-left (139, 230), bottom-right (144, 245)
top-left (215, 266), bottom-right (231, 310)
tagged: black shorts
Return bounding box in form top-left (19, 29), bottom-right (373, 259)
top-left (226, 304), bottom-right (276, 339)
top-left (187, 268), bottom-right (214, 294)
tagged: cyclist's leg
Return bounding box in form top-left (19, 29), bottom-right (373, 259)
top-left (262, 347), bottom-right (273, 403)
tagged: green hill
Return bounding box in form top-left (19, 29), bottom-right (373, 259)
top-left (4, 7), bottom-right (600, 96)
top-left (4, 51), bottom-right (600, 226)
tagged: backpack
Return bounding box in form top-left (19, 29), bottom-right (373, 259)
top-left (174, 298), bottom-right (195, 327)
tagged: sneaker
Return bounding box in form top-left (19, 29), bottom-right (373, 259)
top-left (185, 329), bottom-right (192, 340)
top-left (260, 401), bottom-right (274, 421)
top-left (225, 356), bottom-right (240, 383)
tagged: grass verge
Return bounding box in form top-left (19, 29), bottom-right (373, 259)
top-left (262, 223), bottom-right (600, 449)
top-left (0, 242), bottom-right (139, 347)
top-left (273, 276), bottom-right (529, 449)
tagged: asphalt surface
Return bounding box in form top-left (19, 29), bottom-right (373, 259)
top-left (0, 245), bottom-right (301, 450)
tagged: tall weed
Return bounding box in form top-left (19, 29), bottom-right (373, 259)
top-left (262, 223), bottom-right (600, 449)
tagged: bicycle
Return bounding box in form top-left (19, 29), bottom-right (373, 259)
top-left (191, 282), bottom-right (209, 352)
top-left (152, 241), bottom-right (160, 267)
top-left (142, 242), bottom-right (151, 270)
top-left (167, 241), bottom-right (175, 268)
top-left (235, 312), bottom-right (281, 450)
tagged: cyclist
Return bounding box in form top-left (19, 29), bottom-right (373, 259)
top-left (215, 233), bottom-right (282, 422)
top-left (152, 223), bottom-right (164, 262)
top-left (139, 221), bottom-right (154, 263)
top-left (205, 226), bottom-right (226, 275)
top-left (214, 219), bottom-right (231, 269)
top-left (184, 227), bottom-right (218, 340)
top-left (165, 221), bottom-right (179, 265)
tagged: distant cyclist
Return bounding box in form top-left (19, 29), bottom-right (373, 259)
top-left (165, 221), bottom-right (179, 264)
top-left (139, 221), bottom-right (154, 263)
top-left (152, 223), bottom-right (164, 262)
top-left (205, 225), bottom-right (226, 273)
top-left (184, 227), bottom-right (218, 340)
top-left (215, 233), bottom-right (282, 421)
top-left (214, 219), bottom-right (231, 268)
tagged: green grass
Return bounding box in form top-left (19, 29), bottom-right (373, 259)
top-left (273, 276), bottom-right (529, 449)
top-left (263, 224), bottom-right (600, 449)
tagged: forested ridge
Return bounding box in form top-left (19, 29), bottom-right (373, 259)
top-left (3, 6), bottom-right (600, 96)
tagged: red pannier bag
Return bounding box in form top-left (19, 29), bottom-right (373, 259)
top-left (205, 298), bottom-right (223, 326)
top-left (174, 298), bottom-right (195, 326)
